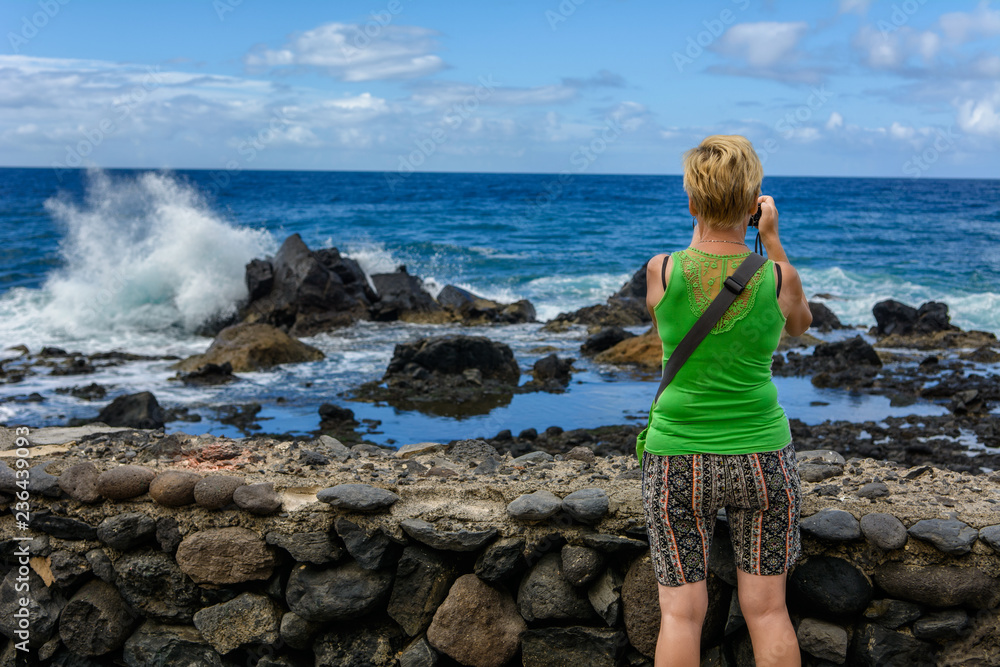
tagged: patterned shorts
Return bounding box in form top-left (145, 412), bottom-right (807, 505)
top-left (641, 443), bottom-right (802, 587)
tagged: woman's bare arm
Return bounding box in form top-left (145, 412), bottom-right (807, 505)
top-left (757, 196), bottom-right (812, 336)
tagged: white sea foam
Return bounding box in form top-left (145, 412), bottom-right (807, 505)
top-left (523, 272), bottom-right (633, 321)
top-left (0, 170), bottom-right (274, 352)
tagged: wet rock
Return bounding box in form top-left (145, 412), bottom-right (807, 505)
top-left (517, 553), bottom-right (595, 622)
top-left (873, 564), bottom-right (1000, 608)
top-left (122, 619), bottom-right (223, 667)
top-left (863, 599), bottom-right (922, 629)
top-left (859, 513), bottom-right (908, 550)
top-left (808, 302), bottom-right (844, 331)
top-left (873, 299), bottom-right (956, 337)
top-left (175, 527), bottom-right (277, 585)
top-left (97, 513), bottom-right (157, 551)
top-left (285, 560), bottom-right (393, 622)
top-left (435, 284), bottom-right (536, 325)
top-left (317, 483), bottom-right (399, 512)
top-left (400, 518), bottom-right (498, 552)
top-left (912, 610), bottom-right (968, 640)
top-left (593, 329), bottom-right (661, 370)
top-left (398, 636), bottom-right (440, 667)
top-left (796, 617), bottom-right (848, 663)
top-left (588, 566), bottom-right (624, 626)
top-left (522, 626), bottom-right (625, 667)
top-left (193, 592), bottom-right (280, 654)
top-left (58, 462), bottom-right (100, 503)
top-left (29, 514), bottom-right (97, 541)
top-left (907, 518), bottom-right (978, 555)
top-left (266, 531), bottom-right (342, 565)
top-left (800, 508), bottom-right (861, 541)
top-left (174, 323), bottom-right (324, 373)
top-left (114, 550), bottom-right (201, 622)
top-left (474, 536), bottom-right (527, 584)
top-left (0, 569), bottom-right (65, 649)
top-left (789, 556), bottom-right (872, 617)
top-left (232, 481), bottom-right (281, 515)
top-left (370, 267), bottom-right (442, 322)
top-left (849, 623), bottom-right (934, 667)
top-left (175, 362), bottom-right (237, 386)
top-left (245, 257), bottom-right (273, 301)
top-left (58, 580), bottom-right (136, 656)
top-left (427, 574), bottom-right (526, 667)
top-left (582, 326), bottom-right (636, 356)
top-left (526, 354), bottom-right (574, 390)
top-left (279, 611), bottom-right (321, 651)
top-left (621, 554), bottom-right (659, 659)
top-left (312, 619), bottom-right (405, 667)
top-left (388, 546), bottom-right (457, 636)
top-left (561, 545), bottom-right (603, 587)
top-left (96, 465), bottom-right (156, 500)
top-left (96, 391), bottom-right (165, 429)
top-left (192, 475), bottom-right (245, 509)
top-left (334, 517), bottom-right (399, 570)
top-left (148, 471), bottom-right (200, 507)
top-left (507, 490), bottom-right (563, 521)
top-left (562, 488), bottom-right (609, 523)
top-left (241, 234), bottom-right (374, 335)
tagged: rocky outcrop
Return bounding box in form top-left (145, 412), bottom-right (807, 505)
top-left (174, 322), bottom-right (324, 373)
top-left (436, 285), bottom-right (536, 325)
top-left (370, 267), bottom-right (444, 323)
top-left (241, 234), bottom-right (375, 336)
top-left (594, 328), bottom-right (661, 370)
top-left (873, 299), bottom-right (957, 338)
top-left (544, 264), bottom-right (651, 331)
top-left (809, 301), bottom-right (845, 332)
top-left (96, 392), bottom-right (166, 430)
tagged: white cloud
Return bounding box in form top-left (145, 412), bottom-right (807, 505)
top-left (716, 22), bottom-right (809, 67)
top-left (243, 23), bottom-right (445, 81)
top-left (956, 89), bottom-right (1000, 138)
top-left (839, 0), bottom-right (873, 15)
top-left (938, 2), bottom-right (1000, 44)
top-left (853, 25), bottom-right (940, 69)
top-left (888, 121), bottom-right (915, 140)
top-left (826, 111), bottom-right (844, 130)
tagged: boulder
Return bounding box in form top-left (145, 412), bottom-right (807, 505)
top-left (849, 623), bottom-right (934, 667)
top-left (862, 599), bottom-right (922, 629)
top-left (285, 561), bottom-right (393, 622)
top-left (312, 619), bottom-right (405, 667)
top-left (96, 465), bottom-right (156, 500)
top-left (796, 618), bottom-right (848, 663)
top-left (334, 517), bottom-right (399, 570)
top-left (175, 362), bottom-right (237, 386)
top-left (174, 322), bottom-right (323, 373)
top-left (859, 513), bottom-right (908, 551)
top-left (317, 483), bottom-right (399, 512)
top-left (873, 299), bottom-right (958, 338)
top-left (507, 490), bottom-right (563, 522)
top-left (175, 527), bottom-right (277, 585)
top-left (370, 267), bottom-right (443, 322)
top-left (474, 537), bottom-right (527, 585)
top-left (192, 475), bottom-right (245, 509)
top-left (58, 462), bottom-right (101, 503)
top-left (562, 488), bottom-right (610, 523)
top-left (436, 284), bottom-right (536, 324)
top-left (266, 531), bottom-right (342, 565)
top-left (232, 481), bottom-right (281, 515)
top-left (789, 556), bottom-right (872, 617)
top-left (387, 546), bottom-right (457, 636)
top-left (517, 553), bottom-right (595, 622)
top-left (528, 353), bottom-right (573, 390)
top-left (907, 518), bottom-right (978, 555)
top-left (148, 471), bottom-right (200, 507)
top-left (800, 508), bottom-right (862, 541)
top-left (873, 564), bottom-right (1000, 608)
top-left (561, 545), bottom-right (604, 587)
top-left (97, 513), bottom-right (157, 550)
top-left (427, 574), bottom-right (526, 667)
top-left (241, 234), bottom-right (374, 335)
top-left (58, 580), bottom-right (136, 656)
top-left (192, 593), bottom-right (280, 655)
top-left (0, 569), bottom-right (65, 649)
top-left (386, 335), bottom-right (520, 384)
top-left (593, 328), bottom-right (661, 370)
top-left (399, 518), bottom-right (498, 552)
top-left (521, 626), bottom-right (625, 667)
top-left (622, 554), bottom-right (660, 659)
top-left (581, 326), bottom-right (636, 356)
top-left (122, 620), bottom-right (223, 667)
top-left (279, 612), bottom-right (321, 651)
top-left (97, 392), bottom-right (165, 429)
top-left (808, 301), bottom-right (844, 331)
top-left (114, 551), bottom-right (202, 622)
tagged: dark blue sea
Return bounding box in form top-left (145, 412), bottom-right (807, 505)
top-left (1, 167), bottom-right (998, 443)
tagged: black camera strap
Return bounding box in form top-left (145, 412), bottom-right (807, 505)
top-left (653, 252), bottom-right (768, 402)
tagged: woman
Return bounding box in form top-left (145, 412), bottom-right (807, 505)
top-left (641, 135), bottom-right (812, 667)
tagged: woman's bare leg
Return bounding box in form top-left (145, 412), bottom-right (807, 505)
top-left (736, 569), bottom-right (800, 667)
top-left (655, 580), bottom-right (708, 667)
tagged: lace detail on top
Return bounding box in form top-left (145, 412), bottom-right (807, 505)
top-left (676, 248), bottom-right (766, 334)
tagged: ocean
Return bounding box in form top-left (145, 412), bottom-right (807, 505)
top-left (1, 167), bottom-right (997, 443)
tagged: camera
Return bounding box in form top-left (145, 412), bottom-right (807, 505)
top-left (749, 204), bottom-right (762, 228)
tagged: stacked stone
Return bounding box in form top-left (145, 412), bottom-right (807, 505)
top-left (1, 448), bottom-right (999, 666)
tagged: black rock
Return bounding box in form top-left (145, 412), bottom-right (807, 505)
top-left (560, 545), bottom-right (603, 587)
top-left (176, 362), bottom-right (236, 386)
top-left (800, 509), bottom-right (861, 541)
top-left (122, 619), bottom-right (223, 667)
top-left (507, 490), bottom-right (563, 521)
top-left (859, 513), bottom-right (908, 550)
top-left (285, 561), bottom-right (393, 622)
top-left (588, 566), bottom-right (624, 627)
top-left (114, 550), bottom-right (201, 622)
top-left (517, 552), bottom-right (595, 623)
top-left (474, 537), bottom-right (527, 584)
top-left (808, 302), bottom-right (844, 331)
top-left (907, 518), bottom-right (978, 555)
top-left (317, 483), bottom-right (399, 512)
top-left (97, 513), bottom-right (157, 551)
top-left (873, 300), bottom-right (919, 337)
top-left (44, 550), bottom-right (89, 589)
top-left (371, 267), bottom-right (442, 320)
top-left (27, 461), bottom-right (61, 497)
top-left (582, 534), bottom-right (649, 555)
top-left (279, 611), bottom-right (321, 651)
top-left (387, 546), bottom-right (457, 636)
top-left (266, 531), bottom-right (342, 564)
top-left (531, 353), bottom-right (574, 387)
top-left (58, 579), bottom-right (137, 656)
top-left (790, 556), bottom-right (872, 617)
top-left (863, 598), bottom-right (922, 629)
top-left (980, 524), bottom-right (1000, 554)
top-left (30, 514), bottom-right (97, 541)
top-left (0, 569), bottom-right (65, 649)
top-left (334, 517), bottom-right (400, 570)
top-left (562, 488), bottom-right (610, 523)
top-left (86, 548), bottom-right (116, 584)
top-left (874, 564), bottom-right (999, 608)
top-left (312, 619), bottom-right (406, 667)
top-left (97, 391), bottom-right (166, 429)
top-left (398, 636), bottom-right (440, 667)
top-left (813, 336), bottom-right (882, 368)
top-left (849, 622), bottom-right (935, 667)
top-left (192, 592), bottom-right (280, 654)
top-left (912, 610), bottom-right (968, 640)
top-left (521, 626), bottom-right (625, 667)
top-left (581, 326), bottom-right (635, 356)
top-left (399, 518), bottom-right (498, 552)
top-left (245, 258), bottom-right (274, 301)
top-left (155, 517), bottom-right (182, 553)
top-left (386, 335), bottom-right (520, 384)
top-left (447, 438), bottom-right (499, 465)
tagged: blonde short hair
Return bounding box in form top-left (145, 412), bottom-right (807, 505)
top-left (682, 135), bottom-right (763, 231)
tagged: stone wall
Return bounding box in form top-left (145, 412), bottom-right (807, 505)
top-left (1, 428), bottom-right (999, 666)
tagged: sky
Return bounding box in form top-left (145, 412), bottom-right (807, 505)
top-left (1, 0), bottom-right (999, 178)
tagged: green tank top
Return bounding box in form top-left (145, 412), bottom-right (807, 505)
top-left (644, 248), bottom-right (791, 456)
